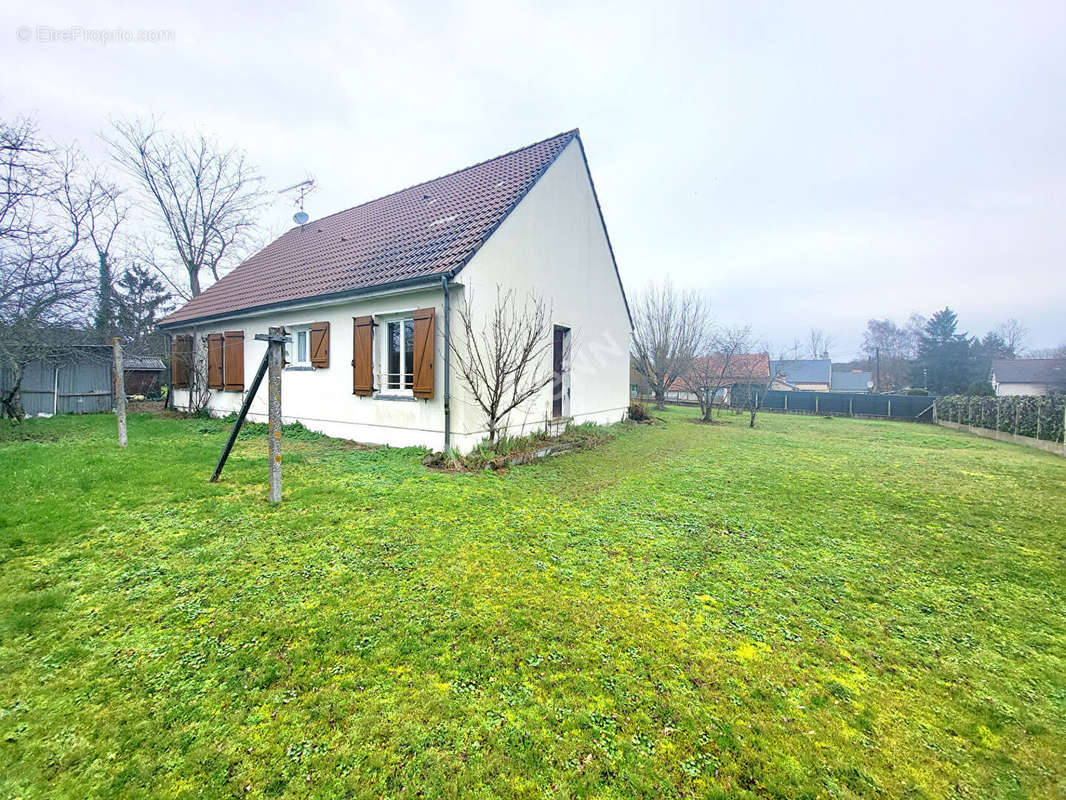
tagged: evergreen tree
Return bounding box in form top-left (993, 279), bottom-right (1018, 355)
top-left (913, 308), bottom-right (981, 394)
top-left (114, 265), bottom-right (172, 348)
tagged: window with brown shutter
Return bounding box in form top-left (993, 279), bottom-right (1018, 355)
top-left (223, 331), bottom-right (244, 391)
top-left (352, 316), bottom-right (374, 396)
top-left (171, 335), bottom-right (193, 388)
top-left (412, 307), bottom-right (435, 399)
top-left (310, 321), bottom-right (329, 368)
top-left (207, 334), bottom-right (224, 389)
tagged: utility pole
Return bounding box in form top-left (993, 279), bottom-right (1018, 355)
top-left (266, 327), bottom-right (284, 503)
top-left (112, 337), bottom-right (127, 447)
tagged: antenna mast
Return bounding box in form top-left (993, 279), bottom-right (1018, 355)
top-left (278, 178), bottom-right (317, 225)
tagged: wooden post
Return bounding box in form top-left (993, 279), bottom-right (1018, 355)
top-left (1014, 401), bottom-right (1020, 436)
top-left (933, 398), bottom-right (938, 424)
top-left (112, 338), bottom-right (127, 448)
top-left (267, 327), bottom-right (284, 504)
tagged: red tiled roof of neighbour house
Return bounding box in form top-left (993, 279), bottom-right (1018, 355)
top-left (669, 353), bottom-right (771, 390)
top-left (159, 130), bottom-right (580, 327)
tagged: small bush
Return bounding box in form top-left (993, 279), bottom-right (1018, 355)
top-left (965, 381), bottom-right (995, 397)
top-left (628, 401), bottom-right (651, 422)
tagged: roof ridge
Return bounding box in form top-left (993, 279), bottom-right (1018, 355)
top-left (296, 129), bottom-right (579, 229)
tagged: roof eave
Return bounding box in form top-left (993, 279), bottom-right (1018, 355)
top-left (157, 273), bottom-right (451, 330)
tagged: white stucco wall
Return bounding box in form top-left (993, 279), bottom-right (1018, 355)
top-left (168, 138), bottom-right (631, 452)
top-left (995, 382), bottom-right (1049, 397)
top-left (170, 285), bottom-right (452, 450)
top-left (452, 138), bottom-right (632, 443)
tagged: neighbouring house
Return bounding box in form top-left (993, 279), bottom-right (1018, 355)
top-left (687, 353), bottom-right (771, 405)
top-left (158, 130), bottom-right (632, 452)
top-left (770, 359), bottom-right (832, 391)
top-left (830, 369), bottom-right (873, 393)
top-left (990, 358), bottom-right (1066, 397)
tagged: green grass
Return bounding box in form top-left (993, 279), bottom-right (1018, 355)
top-left (1, 408), bottom-right (1063, 798)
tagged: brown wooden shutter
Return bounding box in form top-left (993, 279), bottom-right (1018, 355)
top-left (223, 331), bottom-right (244, 391)
top-left (310, 321), bottom-right (330, 368)
top-left (207, 334), bottom-right (224, 389)
top-left (412, 307), bottom-right (435, 399)
top-left (171, 335), bottom-right (192, 388)
top-left (352, 316), bottom-right (374, 396)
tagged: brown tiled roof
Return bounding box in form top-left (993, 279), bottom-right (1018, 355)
top-left (160, 130), bottom-right (578, 327)
top-left (669, 353), bottom-right (771, 391)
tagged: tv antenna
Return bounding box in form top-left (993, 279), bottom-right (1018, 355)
top-left (278, 178), bottom-right (317, 225)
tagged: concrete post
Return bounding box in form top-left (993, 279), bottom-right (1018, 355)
top-left (267, 327), bottom-right (283, 503)
top-left (112, 338), bottom-right (127, 448)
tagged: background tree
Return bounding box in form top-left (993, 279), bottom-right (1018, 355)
top-left (0, 119), bottom-right (96, 418)
top-left (861, 317), bottom-right (920, 391)
top-left (631, 280), bottom-right (713, 409)
top-left (114, 264), bottom-right (172, 349)
top-left (996, 318), bottom-right (1029, 357)
top-left (106, 117), bottom-right (267, 300)
top-left (84, 173), bottom-right (128, 341)
top-left (681, 324), bottom-right (752, 422)
top-left (806, 328), bottom-right (834, 359)
top-left (454, 287), bottom-right (556, 447)
top-left (913, 307), bottom-right (980, 394)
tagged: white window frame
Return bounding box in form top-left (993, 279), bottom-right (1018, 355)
top-left (285, 324), bottom-right (313, 368)
top-left (376, 312), bottom-right (415, 396)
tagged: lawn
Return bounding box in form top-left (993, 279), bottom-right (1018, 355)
top-left (1, 408), bottom-right (1064, 799)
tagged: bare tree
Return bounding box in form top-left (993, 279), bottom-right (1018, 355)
top-left (105, 117), bottom-right (267, 299)
top-left (0, 121), bottom-right (96, 418)
top-left (732, 345), bottom-right (774, 428)
top-left (996, 318), bottom-right (1029, 357)
top-left (84, 172), bottom-right (129, 341)
top-left (681, 325), bottom-right (753, 422)
top-left (631, 280), bottom-right (713, 409)
top-left (454, 287), bottom-right (556, 447)
top-left (807, 328), bottom-right (834, 360)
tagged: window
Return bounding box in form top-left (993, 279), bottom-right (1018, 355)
top-left (380, 315), bottom-right (414, 392)
top-left (285, 325), bottom-right (311, 367)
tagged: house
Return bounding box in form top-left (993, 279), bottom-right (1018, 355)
top-left (990, 358), bottom-right (1066, 396)
top-left (687, 353), bottom-right (771, 405)
top-left (158, 130), bottom-right (632, 452)
top-left (830, 369), bottom-right (873, 393)
top-left (770, 359), bottom-right (832, 391)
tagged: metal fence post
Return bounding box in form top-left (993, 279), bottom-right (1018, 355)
top-left (112, 338), bottom-right (127, 448)
top-left (888, 398), bottom-right (892, 418)
top-left (1036, 397), bottom-right (1042, 440)
top-left (995, 397), bottom-right (1001, 431)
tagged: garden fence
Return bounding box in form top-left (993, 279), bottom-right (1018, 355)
top-left (731, 389), bottom-right (937, 421)
top-left (934, 394), bottom-right (1066, 446)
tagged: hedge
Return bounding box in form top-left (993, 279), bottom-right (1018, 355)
top-left (936, 393), bottom-right (1066, 443)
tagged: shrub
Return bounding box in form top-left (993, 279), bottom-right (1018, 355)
top-left (628, 401), bottom-right (651, 422)
top-left (965, 381), bottom-right (995, 397)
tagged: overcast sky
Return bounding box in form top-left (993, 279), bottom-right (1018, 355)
top-left (5, 0), bottom-right (1064, 359)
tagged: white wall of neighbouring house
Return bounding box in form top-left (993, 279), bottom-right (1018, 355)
top-left (995, 382), bottom-right (1049, 397)
top-left (452, 138), bottom-right (632, 447)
